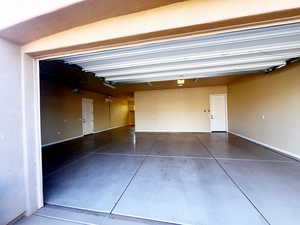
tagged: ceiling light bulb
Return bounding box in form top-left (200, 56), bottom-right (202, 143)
top-left (177, 79), bottom-right (185, 86)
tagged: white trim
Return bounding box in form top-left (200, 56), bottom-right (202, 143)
top-left (33, 59), bottom-right (44, 210)
top-left (42, 135), bottom-right (84, 147)
top-left (135, 129), bottom-right (211, 133)
top-left (82, 98), bottom-right (94, 135)
top-left (21, 52), bottom-right (30, 216)
top-left (93, 125), bottom-right (128, 134)
top-left (42, 125), bottom-right (128, 147)
top-left (225, 93), bottom-right (228, 132)
top-left (21, 55), bottom-right (44, 216)
top-left (209, 93), bottom-right (228, 132)
top-left (229, 131), bottom-right (300, 161)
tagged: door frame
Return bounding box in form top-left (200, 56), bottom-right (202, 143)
top-left (209, 93), bottom-right (228, 132)
top-left (26, 54), bottom-right (232, 217)
top-left (21, 54), bottom-right (44, 216)
top-left (23, 16), bottom-right (298, 217)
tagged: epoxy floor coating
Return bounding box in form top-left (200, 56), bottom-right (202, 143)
top-left (41, 127), bottom-right (300, 225)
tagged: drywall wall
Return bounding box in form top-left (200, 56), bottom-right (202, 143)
top-left (110, 97), bottom-right (130, 128)
top-left (40, 80), bottom-right (129, 145)
top-left (0, 38), bottom-right (26, 224)
top-left (40, 81), bottom-right (82, 145)
top-left (228, 63), bottom-right (300, 157)
top-left (135, 86), bottom-right (227, 132)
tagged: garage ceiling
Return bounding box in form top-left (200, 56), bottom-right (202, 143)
top-left (57, 22), bottom-right (300, 84)
top-left (40, 60), bottom-right (242, 96)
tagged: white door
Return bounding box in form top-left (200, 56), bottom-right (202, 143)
top-left (209, 94), bottom-right (227, 132)
top-left (82, 98), bottom-right (94, 135)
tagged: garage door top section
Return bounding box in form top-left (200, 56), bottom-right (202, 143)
top-left (57, 22), bottom-right (300, 84)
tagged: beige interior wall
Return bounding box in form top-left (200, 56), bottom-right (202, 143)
top-left (110, 97), bottom-right (130, 128)
top-left (135, 86), bottom-right (227, 132)
top-left (40, 81), bottom-right (82, 145)
top-left (40, 80), bottom-right (129, 145)
top-left (228, 63), bottom-right (300, 157)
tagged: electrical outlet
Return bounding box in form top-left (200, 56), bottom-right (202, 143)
top-left (262, 115), bottom-right (265, 119)
top-left (57, 131), bottom-right (61, 135)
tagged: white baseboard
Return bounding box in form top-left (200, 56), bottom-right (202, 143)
top-left (135, 129), bottom-right (210, 133)
top-left (229, 131), bottom-right (300, 161)
top-left (42, 135), bottom-right (84, 147)
top-left (93, 125), bottom-right (128, 134)
top-left (42, 125), bottom-right (129, 147)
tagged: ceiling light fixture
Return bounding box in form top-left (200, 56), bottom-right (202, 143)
top-left (105, 96), bottom-right (112, 102)
top-left (177, 79), bottom-right (185, 86)
top-left (103, 82), bottom-right (116, 89)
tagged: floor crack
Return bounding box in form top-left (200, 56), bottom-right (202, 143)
top-left (196, 135), bottom-right (271, 225)
top-left (109, 156), bottom-right (147, 214)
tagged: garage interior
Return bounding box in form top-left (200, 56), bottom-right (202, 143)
top-left (33, 21), bottom-right (300, 225)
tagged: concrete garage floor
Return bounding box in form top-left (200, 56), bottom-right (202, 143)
top-left (17, 127), bottom-right (300, 225)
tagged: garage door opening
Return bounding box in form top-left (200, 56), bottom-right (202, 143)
top-left (38, 22), bottom-right (300, 225)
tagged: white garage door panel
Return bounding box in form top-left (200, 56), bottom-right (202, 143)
top-left (57, 22), bottom-right (300, 84)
